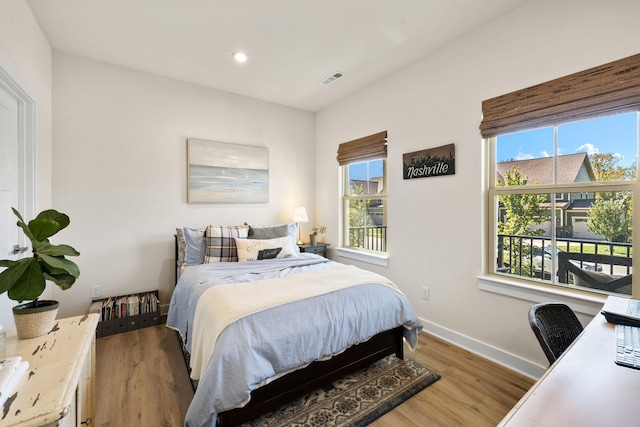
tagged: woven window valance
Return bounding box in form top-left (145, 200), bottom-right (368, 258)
top-left (480, 53), bottom-right (640, 138)
top-left (336, 131), bottom-right (387, 166)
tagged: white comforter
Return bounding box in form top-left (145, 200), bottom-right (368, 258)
top-left (167, 254), bottom-right (422, 427)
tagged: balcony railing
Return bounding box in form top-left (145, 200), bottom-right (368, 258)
top-left (349, 226), bottom-right (387, 252)
top-left (497, 233), bottom-right (632, 281)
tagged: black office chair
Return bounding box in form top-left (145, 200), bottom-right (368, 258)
top-left (528, 303), bottom-right (584, 365)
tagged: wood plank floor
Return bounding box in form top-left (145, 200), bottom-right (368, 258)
top-left (94, 324), bottom-right (534, 426)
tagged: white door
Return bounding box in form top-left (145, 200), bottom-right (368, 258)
top-left (0, 84), bottom-right (21, 328)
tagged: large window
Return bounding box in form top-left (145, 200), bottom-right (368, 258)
top-left (337, 131), bottom-right (387, 254)
top-left (482, 54), bottom-right (640, 298)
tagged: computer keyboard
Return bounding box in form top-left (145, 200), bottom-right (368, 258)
top-left (629, 300), bottom-right (640, 316)
top-left (615, 324), bottom-right (640, 369)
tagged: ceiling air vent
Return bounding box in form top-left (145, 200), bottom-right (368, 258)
top-left (320, 71), bottom-right (344, 85)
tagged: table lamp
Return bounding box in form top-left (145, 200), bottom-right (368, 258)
top-left (292, 207), bottom-right (309, 245)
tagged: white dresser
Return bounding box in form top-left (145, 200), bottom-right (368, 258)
top-left (0, 314), bottom-right (99, 427)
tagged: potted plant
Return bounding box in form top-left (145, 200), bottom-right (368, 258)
top-left (0, 208), bottom-right (80, 338)
top-left (309, 225), bottom-right (327, 246)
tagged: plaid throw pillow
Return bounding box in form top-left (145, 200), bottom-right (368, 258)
top-left (204, 225), bottom-right (250, 263)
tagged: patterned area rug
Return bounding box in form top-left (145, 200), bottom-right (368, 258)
top-left (239, 355), bottom-right (440, 427)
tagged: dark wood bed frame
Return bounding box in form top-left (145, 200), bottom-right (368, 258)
top-left (174, 236), bottom-right (405, 427)
top-left (219, 327), bottom-right (403, 427)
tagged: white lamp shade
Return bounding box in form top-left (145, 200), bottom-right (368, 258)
top-left (293, 207), bottom-right (309, 223)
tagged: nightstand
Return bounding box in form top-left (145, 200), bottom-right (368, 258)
top-left (298, 243), bottom-right (330, 257)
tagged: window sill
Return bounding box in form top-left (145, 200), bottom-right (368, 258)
top-left (477, 274), bottom-right (607, 316)
top-left (336, 247), bottom-right (388, 267)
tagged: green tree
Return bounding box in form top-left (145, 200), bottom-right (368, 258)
top-left (497, 167), bottom-right (547, 236)
top-left (587, 153), bottom-right (634, 242)
top-left (587, 198), bottom-right (628, 242)
top-left (348, 183), bottom-right (371, 247)
top-left (590, 153), bottom-right (634, 182)
top-left (497, 167), bottom-right (547, 275)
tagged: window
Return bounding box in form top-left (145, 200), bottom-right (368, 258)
top-left (337, 131), bottom-right (387, 254)
top-left (482, 54), bottom-right (640, 298)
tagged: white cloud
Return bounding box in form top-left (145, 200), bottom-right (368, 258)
top-left (575, 144), bottom-right (625, 162)
top-left (575, 143), bottom-right (599, 155)
top-left (540, 150), bottom-right (551, 157)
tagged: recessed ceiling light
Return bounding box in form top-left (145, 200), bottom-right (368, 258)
top-left (233, 52), bottom-right (248, 63)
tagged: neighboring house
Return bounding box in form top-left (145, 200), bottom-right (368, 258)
top-left (496, 153), bottom-right (603, 239)
top-left (350, 178), bottom-right (384, 195)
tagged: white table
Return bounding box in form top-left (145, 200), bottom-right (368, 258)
top-left (0, 314), bottom-right (99, 427)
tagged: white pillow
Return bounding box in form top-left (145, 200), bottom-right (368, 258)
top-left (234, 237), bottom-right (298, 262)
top-left (246, 223), bottom-right (300, 253)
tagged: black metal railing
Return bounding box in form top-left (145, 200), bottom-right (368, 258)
top-left (496, 233), bottom-right (632, 280)
top-left (348, 226), bottom-right (387, 252)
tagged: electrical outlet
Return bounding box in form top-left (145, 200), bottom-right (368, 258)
top-left (421, 287), bottom-right (429, 300)
top-left (91, 285), bottom-right (101, 299)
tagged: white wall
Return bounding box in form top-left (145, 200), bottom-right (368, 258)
top-left (51, 53), bottom-right (316, 318)
top-left (0, 0), bottom-right (52, 329)
top-left (315, 0), bottom-right (640, 372)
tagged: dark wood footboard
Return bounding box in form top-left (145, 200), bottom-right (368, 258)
top-left (217, 326), bottom-right (404, 427)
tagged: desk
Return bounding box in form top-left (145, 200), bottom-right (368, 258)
top-left (0, 314), bottom-right (99, 426)
top-left (499, 297), bottom-right (640, 426)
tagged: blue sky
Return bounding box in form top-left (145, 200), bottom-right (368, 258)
top-left (497, 111), bottom-right (638, 168)
top-left (349, 159), bottom-right (384, 181)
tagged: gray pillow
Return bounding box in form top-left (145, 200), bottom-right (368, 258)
top-left (247, 223), bottom-right (299, 253)
top-left (175, 228), bottom-right (187, 268)
top-left (183, 227), bottom-right (206, 265)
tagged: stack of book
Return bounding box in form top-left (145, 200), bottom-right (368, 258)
top-left (89, 291), bottom-right (159, 322)
top-left (0, 356), bottom-right (29, 406)
top-left (89, 290), bottom-right (161, 337)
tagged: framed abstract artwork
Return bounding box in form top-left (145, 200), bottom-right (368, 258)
top-left (187, 138), bottom-right (269, 203)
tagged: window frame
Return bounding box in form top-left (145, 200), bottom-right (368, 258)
top-left (336, 131), bottom-right (389, 266)
top-left (340, 157), bottom-right (388, 256)
top-left (481, 54), bottom-right (640, 300)
top-left (486, 127), bottom-right (638, 299)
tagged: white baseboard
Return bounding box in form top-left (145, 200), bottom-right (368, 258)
top-left (160, 303), bottom-right (170, 316)
top-left (420, 317), bottom-right (545, 380)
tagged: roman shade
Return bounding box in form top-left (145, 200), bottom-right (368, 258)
top-left (336, 131), bottom-right (387, 166)
top-left (480, 53), bottom-right (640, 138)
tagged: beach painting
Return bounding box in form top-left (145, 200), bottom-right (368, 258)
top-left (187, 139), bottom-right (269, 203)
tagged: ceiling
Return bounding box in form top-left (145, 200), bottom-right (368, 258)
top-left (26, 0), bottom-right (528, 112)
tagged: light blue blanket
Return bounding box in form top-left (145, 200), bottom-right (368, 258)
top-left (166, 254), bottom-right (423, 427)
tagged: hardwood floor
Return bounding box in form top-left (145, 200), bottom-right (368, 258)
top-left (95, 324), bottom-right (534, 426)
top-left (95, 324), bottom-right (193, 426)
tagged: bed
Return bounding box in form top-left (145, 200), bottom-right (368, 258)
top-left (167, 224), bottom-right (423, 427)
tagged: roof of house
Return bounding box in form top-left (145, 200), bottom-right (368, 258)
top-left (350, 178), bottom-right (383, 195)
top-left (496, 153), bottom-right (596, 185)
top-left (566, 199), bottom-right (597, 210)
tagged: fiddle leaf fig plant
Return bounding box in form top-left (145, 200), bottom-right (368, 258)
top-left (0, 208), bottom-right (80, 304)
